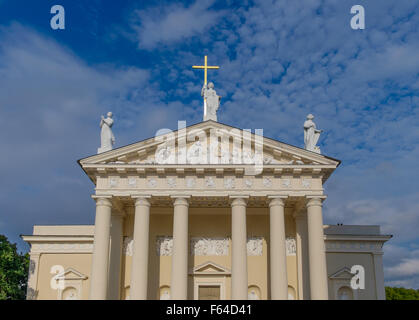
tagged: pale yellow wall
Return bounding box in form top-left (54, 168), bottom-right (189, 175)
top-left (36, 253), bottom-right (92, 300)
top-left (28, 214), bottom-right (384, 300)
top-left (121, 207), bottom-right (298, 300)
top-left (188, 209), bottom-right (231, 300)
top-left (247, 210), bottom-right (269, 300)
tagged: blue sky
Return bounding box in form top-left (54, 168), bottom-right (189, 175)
top-left (0, 0), bottom-right (418, 289)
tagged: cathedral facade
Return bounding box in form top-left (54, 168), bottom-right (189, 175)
top-left (23, 121), bottom-right (391, 300)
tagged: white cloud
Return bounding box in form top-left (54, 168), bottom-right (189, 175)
top-left (384, 247), bottom-right (419, 288)
top-left (130, 0), bottom-right (224, 49)
top-left (386, 258), bottom-right (419, 277)
top-left (0, 23), bottom-right (190, 248)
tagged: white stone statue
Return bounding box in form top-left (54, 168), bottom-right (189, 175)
top-left (98, 112), bottom-right (115, 154)
top-left (304, 114), bottom-right (322, 154)
top-left (201, 82), bottom-right (221, 122)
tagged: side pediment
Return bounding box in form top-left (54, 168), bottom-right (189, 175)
top-left (55, 268), bottom-right (88, 281)
top-left (191, 261), bottom-right (231, 275)
top-left (329, 267), bottom-right (353, 280)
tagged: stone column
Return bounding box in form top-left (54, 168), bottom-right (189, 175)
top-left (171, 197), bottom-right (190, 300)
top-left (306, 197), bottom-right (329, 300)
top-left (89, 196), bottom-right (113, 300)
top-left (130, 197), bottom-right (151, 300)
top-left (294, 209), bottom-right (310, 300)
top-left (269, 197), bottom-right (288, 300)
top-left (108, 211), bottom-right (124, 300)
top-left (231, 197), bottom-right (248, 300)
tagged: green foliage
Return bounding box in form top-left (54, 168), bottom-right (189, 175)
top-left (386, 286), bottom-right (419, 300)
top-left (0, 235), bottom-right (29, 300)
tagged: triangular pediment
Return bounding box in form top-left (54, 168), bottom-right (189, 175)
top-left (79, 121), bottom-right (340, 169)
top-left (329, 267), bottom-right (353, 280)
top-left (55, 268), bottom-right (88, 281)
top-left (191, 261), bottom-right (231, 275)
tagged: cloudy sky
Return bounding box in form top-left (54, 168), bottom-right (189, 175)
top-left (0, 0), bottom-right (418, 289)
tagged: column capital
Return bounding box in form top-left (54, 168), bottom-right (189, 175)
top-left (172, 196), bottom-right (190, 207)
top-left (132, 195), bottom-right (151, 207)
top-left (306, 196), bottom-right (327, 208)
top-left (92, 196), bottom-right (113, 207)
top-left (268, 196), bottom-right (287, 207)
top-left (230, 196), bottom-right (248, 207)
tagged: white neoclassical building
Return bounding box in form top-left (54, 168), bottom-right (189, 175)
top-left (23, 120), bottom-right (391, 300)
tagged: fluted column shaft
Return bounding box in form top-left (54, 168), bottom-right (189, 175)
top-left (171, 197), bottom-right (189, 300)
top-left (269, 197), bottom-right (288, 299)
top-left (231, 197), bottom-right (248, 300)
top-left (307, 197), bottom-right (329, 300)
top-left (130, 197), bottom-right (151, 300)
top-left (89, 197), bottom-right (112, 300)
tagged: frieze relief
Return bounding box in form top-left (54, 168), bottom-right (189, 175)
top-left (224, 177), bottom-right (235, 189)
top-left (151, 236), bottom-right (267, 256)
top-left (186, 177), bottom-right (196, 188)
top-left (191, 238), bottom-right (229, 256)
top-left (302, 179), bottom-right (311, 188)
top-left (286, 237), bottom-right (296, 255)
top-left (156, 236), bottom-right (173, 256)
top-left (247, 237), bottom-right (263, 256)
top-left (128, 177), bottom-right (137, 187)
top-left (282, 179), bottom-right (291, 188)
top-left (123, 236), bottom-right (134, 256)
top-left (205, 176), bottom-right (215, 188)
top-left (109, 177), bottom-right (118, 188)
top-left (244, 178), bottom-right (253, 188)
top-left (125, 237), bottom-right (384, 256)
top-left (98, 174), bottom-right (321, 192)
top-left (167, 177), bottom-right (177, 188)
top-left (263, 177), bottom-right (272, 188)
top-left (147, 178), bottom-right (157, 188)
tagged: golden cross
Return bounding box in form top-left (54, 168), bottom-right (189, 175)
top-left (192, 55), bottom-right (220, 85)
